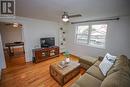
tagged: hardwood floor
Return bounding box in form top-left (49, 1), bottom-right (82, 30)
top-left (4, 47), bottom-right (25, 68)
top-left (0, 54), bottom-right (86, 87)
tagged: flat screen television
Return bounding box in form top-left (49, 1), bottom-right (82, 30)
top-left (40, 37), bottom-right (55, 48)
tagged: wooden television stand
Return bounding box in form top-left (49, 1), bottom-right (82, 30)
top-left (33, 46), bottom-right (59, 63)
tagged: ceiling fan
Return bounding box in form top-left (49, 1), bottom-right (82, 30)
top-left (62, 12), bottom-right (82, 22)
top-left (5, 23), bottom-right (22, 28)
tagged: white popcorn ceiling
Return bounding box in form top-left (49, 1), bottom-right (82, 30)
top-left (16, 0), bottom-right (130, 22)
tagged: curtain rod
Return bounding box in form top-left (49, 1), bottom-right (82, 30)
top-left (71, 17), bottom-right (120, 24)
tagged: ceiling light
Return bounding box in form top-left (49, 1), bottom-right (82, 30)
top-left (62, 12), bottom-right (69, 22)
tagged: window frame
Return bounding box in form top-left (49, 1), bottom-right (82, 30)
top-left (75, 23), bottom-right (108, 49)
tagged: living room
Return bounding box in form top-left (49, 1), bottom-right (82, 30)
top-left (0, 0), bottom-right (130, 87)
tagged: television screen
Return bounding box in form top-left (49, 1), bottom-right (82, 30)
top-left (40, 37), bottom-right (55, 48)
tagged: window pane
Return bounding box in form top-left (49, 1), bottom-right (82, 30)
top-left (77, 26), bottom-right (89, 34)
top-left (76, 34), bottom-right (88, 43)
top-left (76, 25), bottom-right (89, 44)
top-left (89, 24), bottom-right (107, 48)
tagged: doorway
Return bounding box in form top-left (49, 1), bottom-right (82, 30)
top-left (0, 22), bottom-right (25, 68)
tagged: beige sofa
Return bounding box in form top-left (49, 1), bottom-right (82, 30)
top-left (71, 55), bottom-right (130, 87)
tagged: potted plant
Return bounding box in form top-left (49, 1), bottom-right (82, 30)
top-left (63, 51), bottom-right (70, 63)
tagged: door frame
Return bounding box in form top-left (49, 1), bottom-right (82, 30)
top-left (0, 33), bottom-right (6, 69)
top-left (0, 23), bottom-right (26, 68)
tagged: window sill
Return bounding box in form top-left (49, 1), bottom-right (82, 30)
top-left (87, 44), bottom-right (106, 49)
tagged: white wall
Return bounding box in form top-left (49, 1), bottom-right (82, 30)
top-left (0, 17), bottom-right (60, 62)
top-left (128, 16), bottom-right (130, 53)
top-left (0, 23), bottom-right (22, 47)
top-left (58, 23), bottom-right (68, 53)
top-left (66, 16), bottom-right (130, 58)
top-left (0, 34), bottom-right (6, 69)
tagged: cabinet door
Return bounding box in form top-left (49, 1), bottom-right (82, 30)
top-left (49, 47), bottom-right (59, 57)
top-left (49, 49), bottom-right (56, 56)
top-left (35, 50), bottom-right (48, 61)
top-left (41, 51), bottom-right (49, 58)
top-left (54, 48), bottom-right (59, 55)
top-left (35, 51), bottom-right (43, 62)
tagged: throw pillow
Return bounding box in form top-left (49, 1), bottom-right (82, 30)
top-left (107, 55), bottom-right (130, 76)
top-left (105, 53), bottom-right (117, 63)
top-left (101, 70), bottom-right (130, 87)
top-left (99, 53), bottom-right (117, 76)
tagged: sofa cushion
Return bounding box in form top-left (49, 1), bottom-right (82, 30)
top-left (71, 83), bottom-right (80, 87)
top-left (86, 65), bottom-right (105, 81)
top-left (72, 73), bottom-right (102, 87)
top-left (107, 55), bottom-right (130, 76)
top-left (93, 60), bottom-right (101, 67)
top-left (79, 56), bottom-right (98, 66)
top-left (101, 70), bottom-right (130, 87)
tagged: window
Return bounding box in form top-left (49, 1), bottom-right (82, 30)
top-left (76, 25), bottom-right (89, 44)
top-left (76, 24), bottom-right (107, 48)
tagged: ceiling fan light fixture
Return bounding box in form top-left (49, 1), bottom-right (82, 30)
top-left (13, 22), bottom-right (18, 27)
top-left (62, 12), bottom-right (69, 22)
top-left (62, 17), bottom-right (69, 22)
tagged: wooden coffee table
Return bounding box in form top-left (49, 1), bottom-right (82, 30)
top-left (50, 61), bottom-right (80, 86)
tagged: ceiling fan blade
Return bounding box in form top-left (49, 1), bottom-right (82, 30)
top-left (5, 23), bottom-right (22, 27)
top-left (69, 14), bottom-right (82, 18)
top-left (5, 23), bottom-right (12, 25)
